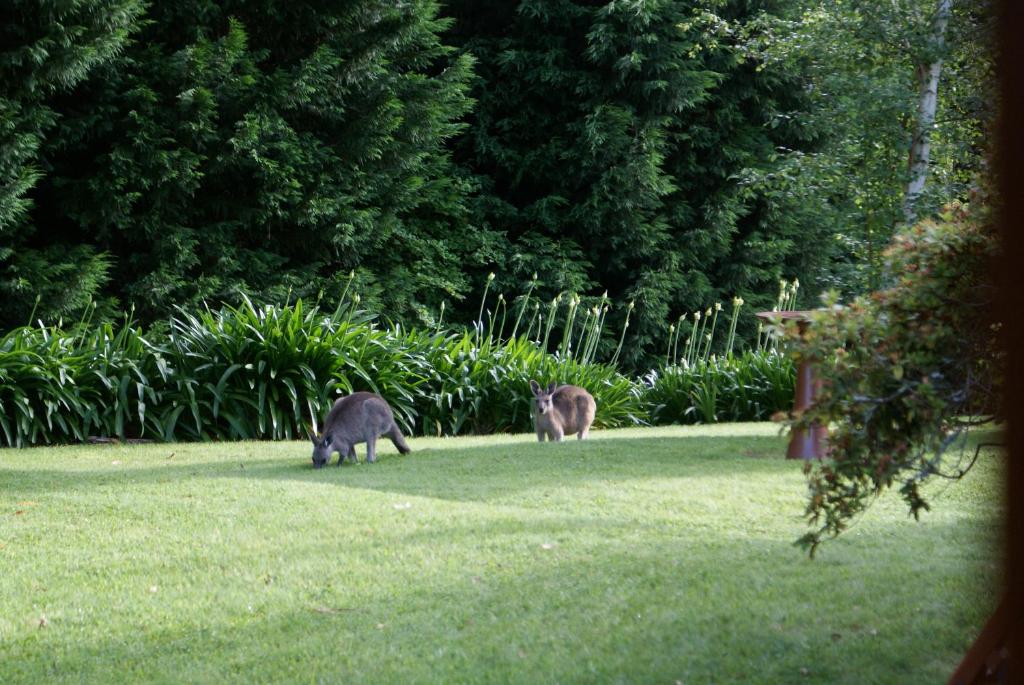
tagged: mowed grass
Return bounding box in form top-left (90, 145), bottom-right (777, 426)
top-left (0, 424), bottom-right (1002, 684)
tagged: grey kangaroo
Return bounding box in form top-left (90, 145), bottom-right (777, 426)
top-left (307, 392), bottom-right (411, 467)
top-left (529, 380), bottom-right (596, 442)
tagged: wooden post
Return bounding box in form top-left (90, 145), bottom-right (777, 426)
top-left (757, 311), bottom-right (828, 460)
top-left (786, 318), bottom-right (828, 460)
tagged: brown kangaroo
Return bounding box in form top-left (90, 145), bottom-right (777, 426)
top-left (529, 380), bottom-right (596, 442)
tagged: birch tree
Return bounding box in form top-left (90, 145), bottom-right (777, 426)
top-left (903, 0), bottom-right (953, 224)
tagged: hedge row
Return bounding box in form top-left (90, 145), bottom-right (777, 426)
top-left (0, 299), bottom-right (794, 447)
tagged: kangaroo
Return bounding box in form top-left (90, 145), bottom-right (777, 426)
top-left (307, 392), bottom-right (411, 468)
top-left (529, 380), bottom-right (596, 442)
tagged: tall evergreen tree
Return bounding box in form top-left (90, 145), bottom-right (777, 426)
top-left (444, 0), bottom-right (820, 368)
top-left (7, 0), bottom-right (498, 327)
top-left (1, 0), bottom-right (144, 324)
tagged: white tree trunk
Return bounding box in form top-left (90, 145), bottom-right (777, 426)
top-left (903, 0), bottom-right (952, 225)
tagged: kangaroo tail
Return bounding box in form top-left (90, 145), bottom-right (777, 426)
top-left (389, 424), bottom-right (411, 454)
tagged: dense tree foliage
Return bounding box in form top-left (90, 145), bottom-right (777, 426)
top-left (0, 0), bottom-right (996, 371)
top-left (1, 0), bottom-right (145, 323)
top-left (755, 0), bottom-right (995, 295)
top-left (443, 0), bottom-right (823, 368)
top-left (3, 0), bottom-right (499, 327)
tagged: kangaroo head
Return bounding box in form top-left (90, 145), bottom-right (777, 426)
top-left (529, 380), bottom-right (558, 415)
top-left (307, 427), bottom-right (334, 468)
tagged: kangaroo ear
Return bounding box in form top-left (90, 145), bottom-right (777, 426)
top-left (529, 380), bottom-right (541, 396)
top-left (306, 427), bottom-right (319, 445)
top-left (547, 382), bottom-right (557, 394)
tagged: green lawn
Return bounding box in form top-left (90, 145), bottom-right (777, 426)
top-left (0, 424), bottom-right (1001, 684)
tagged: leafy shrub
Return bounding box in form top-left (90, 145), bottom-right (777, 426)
top-left (0, 322), bottom-right (161, 446)
top-left (0, 297), bottom-right (649, 445)
top-left (158, 297), bottom-right (430, 440)
top-left (0, 325), bottom-right (87, 446)
top-left (407, 331), bottom-right (644, 436)
top-left (2, 294), bottom-right (790, 446)
top-left (787, 198), bottom-right (1000, 555)
top-left (643, 351), bottom-right (795, 425)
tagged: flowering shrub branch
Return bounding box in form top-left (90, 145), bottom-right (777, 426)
top-left (787, 195), bottom-right (1001, 556)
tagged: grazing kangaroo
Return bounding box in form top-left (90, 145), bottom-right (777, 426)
top-left (307, 392), bottom-right (410, 468)
top-left (529, 380), bottom-right (596, 442)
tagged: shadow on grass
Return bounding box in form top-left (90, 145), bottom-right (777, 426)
top-left (0, 432), bottom-right (1001, 683)
top-left (1, 433), bottom-right (793, 504)
top-left (0, 515), bottom-right (995, 685)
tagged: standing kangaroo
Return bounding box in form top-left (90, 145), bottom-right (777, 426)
top-left (307, 392), bottom-right (411, 468)
top-left (529, 380), bottom-right (596, 442)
